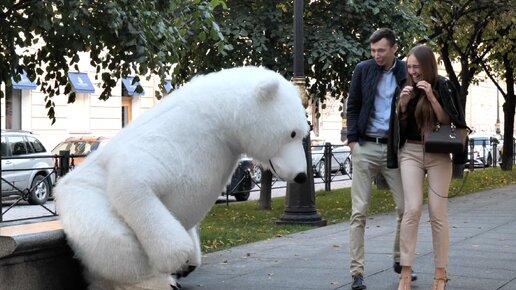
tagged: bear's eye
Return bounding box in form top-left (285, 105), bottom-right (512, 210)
top-left (291, 131), bottom-right (296, 138)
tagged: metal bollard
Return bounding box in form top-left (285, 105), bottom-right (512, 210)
top-left (469, 139), bottom-right (475, 170)
top-left (59, 150), bottom-right (71, 177)
top-left (324, 142), bottom-right (332, 191)
top-left (493, 143), bottom-right (497, 167)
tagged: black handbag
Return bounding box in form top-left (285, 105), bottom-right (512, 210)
top-left (424, 123), bottom-right (467, 154)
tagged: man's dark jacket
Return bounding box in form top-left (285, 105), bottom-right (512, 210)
top-left (346, 58), bottom-right (407, 168)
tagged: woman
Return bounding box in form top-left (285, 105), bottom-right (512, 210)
top-left (396, 45), bottom-right (468, 290)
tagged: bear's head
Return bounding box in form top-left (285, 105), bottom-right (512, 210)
top-left (227, 67), bottom-right (310, 183)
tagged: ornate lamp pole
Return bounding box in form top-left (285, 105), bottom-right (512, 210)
top-left (277, 0), bottom-right (326, 226)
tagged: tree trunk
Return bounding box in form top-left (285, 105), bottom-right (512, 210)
top-left (500, 53), bottom-right (514, 171)
top-left (5, 87), bottom-right (13, 129)
top-left (259, 170), bottom-right (273, 210)
top-left (500, 102), bottom-right (514, 171)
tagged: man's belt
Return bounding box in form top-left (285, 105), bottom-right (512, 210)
top-left (363, 136), bottom-right (388, 144)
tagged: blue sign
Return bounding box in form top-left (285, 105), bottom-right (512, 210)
top-left (12, 71), bottom-right (37, 90)
top-left (122, 76), bottom-right (145, 96)
top-left (68, 72), bottom-right (95, 93)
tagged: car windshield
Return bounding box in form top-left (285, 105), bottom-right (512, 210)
top-left (52, 141), bottom-right (94, 155)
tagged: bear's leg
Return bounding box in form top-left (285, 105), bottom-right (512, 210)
top-left (112, 274), bottom-right (171, 290)
top-left (56, 183), bottom-right (154, 283)
top-left (174, 224), bottom-right (202, 279)
top-left (188, 224), bottom-right (202, 269)
top-left (84, 270), bottom-right (115, 290)
top-left (105, 166), bottom-right (194, 275)
top-left (85, 266), bottom-right (171, 290)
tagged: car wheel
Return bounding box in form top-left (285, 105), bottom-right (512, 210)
top-left (28, 175), bottom-right (50, 205)
top-left (317, 160), bottom-right (326, 180)
top-left (252, 165), bottom-right (262, 184)
top-left (342, 157), bottom-right (352, 177)
top-left (234, 191), bottom-right (251, 201)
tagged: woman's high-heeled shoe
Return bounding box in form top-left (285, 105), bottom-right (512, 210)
top-left (432, 276), bottom-right (449, 290)
top-left (398, 275), bottom-right (411, 290)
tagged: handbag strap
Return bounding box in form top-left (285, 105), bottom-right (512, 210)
top-left (428, 169), bottom-right (469, 199)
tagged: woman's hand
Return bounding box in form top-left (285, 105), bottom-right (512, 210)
top-left (416, 80), bottom-right (451, 124)
top-left (399, 85), bottom-right (414, 113)
top-left (415, 81), bottom-right (435, 101)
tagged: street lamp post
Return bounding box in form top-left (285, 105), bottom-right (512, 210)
top-left (276, 0), bottom-right (326, 226)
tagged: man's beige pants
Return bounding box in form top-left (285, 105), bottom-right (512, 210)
top-left (399, 143), bottom-right (452, 268)
top-left (349, 142), bottom-right (404, 276)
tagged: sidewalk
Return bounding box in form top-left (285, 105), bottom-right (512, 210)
top-left (180, 185), bottom-right (516, 290)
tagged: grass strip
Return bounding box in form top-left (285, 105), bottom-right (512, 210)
top-left (200, 168), bottom-right (516, 253)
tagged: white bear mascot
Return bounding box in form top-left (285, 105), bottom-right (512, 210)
top-left (55, 66), bottom-right (309, 290)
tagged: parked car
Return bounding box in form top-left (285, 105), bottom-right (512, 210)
top-left (311, 139), bottom-right (352, 180)
top-left (51, 136), bottom-right (110, 167)
top-left (222, 157), bottom-right (254, 201)
top-left (467, 133), bottom-right (499, 167)
top-left (1, 130), bottom-right (56, 205)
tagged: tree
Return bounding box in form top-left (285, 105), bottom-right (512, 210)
top-left (0, 0), bottom-right (227, 124)
top-left (172, 0), bottom-right (425, 109)
top-left (478, 9), bottom-right (516, 170)
top-left (415, 0), bottom-right (515, 170)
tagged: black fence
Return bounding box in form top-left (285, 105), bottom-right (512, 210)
top-left (3, 139), bottom-right (515, 222)
top-left (221, 143), bottom-right (353, 205)
top-left (467, 138), bottom-right (516, 168)
top-left (1, 151), bottom-right (86, 223)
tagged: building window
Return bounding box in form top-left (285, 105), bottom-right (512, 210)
top-left (121, 96), bottom-right (132, 128)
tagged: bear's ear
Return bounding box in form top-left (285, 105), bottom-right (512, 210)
top-left (256, 78), bottom-right (279, 102)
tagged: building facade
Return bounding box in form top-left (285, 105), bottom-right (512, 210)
top-left (1, 53), bottom-right (170, 150)
top-left (1, 56), bottom-right (511, 149)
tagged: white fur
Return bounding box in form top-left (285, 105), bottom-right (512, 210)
top-left (54, 66), bottom-right (309, 289)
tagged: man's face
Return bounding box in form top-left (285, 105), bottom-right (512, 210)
top-left (370, 38), bottom-right (398, 68)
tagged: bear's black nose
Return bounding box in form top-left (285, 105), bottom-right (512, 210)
top-left (294, 172), bottom-right (307, 183)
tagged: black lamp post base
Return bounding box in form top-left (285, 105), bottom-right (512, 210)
top-left (276, 211), bottom-right (327, 226)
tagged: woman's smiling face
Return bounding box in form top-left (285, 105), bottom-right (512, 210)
top-left (407, 54), bottom-right (423, 84)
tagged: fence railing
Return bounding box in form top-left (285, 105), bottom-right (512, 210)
top-left (221, 143), bottom-right (352, 205)
top-left (4, 139), bottom-right (515, 222)
top-left (0, 151), bottom-right (87, 223)
top-left (467, 138), bottom-right (516, 168)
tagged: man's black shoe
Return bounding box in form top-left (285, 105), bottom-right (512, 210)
top-left (351, 274), bottom-right (367, 289)
top-left (393, 262), bottom-right (418, 281)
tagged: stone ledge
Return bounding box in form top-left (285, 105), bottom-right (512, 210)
top-left (0, 220), bottom-right (87, 290)
top-left (0, 220), bottom-right (65, 258)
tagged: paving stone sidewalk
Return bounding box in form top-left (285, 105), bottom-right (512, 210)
top-left (180, 185), bottom-right (516, 290)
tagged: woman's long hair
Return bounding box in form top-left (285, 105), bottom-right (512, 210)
top-left (406, 45), bottom-right (439, 133)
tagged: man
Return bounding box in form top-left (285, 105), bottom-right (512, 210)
top-left (346, 28), bottom-right (416, 289)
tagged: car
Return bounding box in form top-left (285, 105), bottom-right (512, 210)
top-left (1, 130), bottom-right (56, 205)
top-left (467, 133), bottom-right (499, 167)
top-left (222, 157), bottom-right (254, 201)
top-left (52, 136), bottom-right (255, 201)
top-left (51, 136), bottom-right (110, 167)
top-left (311, 138), bottom-right (352, 180)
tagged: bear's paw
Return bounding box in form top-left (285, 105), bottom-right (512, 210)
top-left (147, 235), bottom-right (194, 274)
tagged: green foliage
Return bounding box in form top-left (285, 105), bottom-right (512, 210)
top-left (201, 168), bottom-right (516, 253)
top-left (414, 0), bottom-right (515, 169)
top-left (0, 0), bottom-right (227, 123)
top-left (414, 0), bottom-right (515, 107)
top-left (173, 0), bottom-right (425, 106)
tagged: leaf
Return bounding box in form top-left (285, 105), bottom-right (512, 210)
top-left (68, 92), bottom-right (76, 104)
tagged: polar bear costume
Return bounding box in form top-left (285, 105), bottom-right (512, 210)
top-left (54, 66), bottom-right (309, 290)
